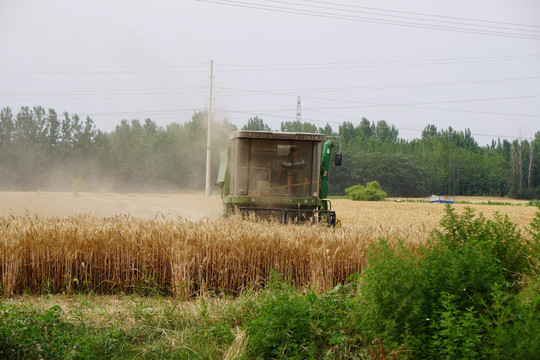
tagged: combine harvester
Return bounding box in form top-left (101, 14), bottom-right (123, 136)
top-left (217, 130), bottom-right (342, 226)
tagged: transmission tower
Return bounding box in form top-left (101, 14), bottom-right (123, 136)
top-left (296, 96), bottom-right (301, 122)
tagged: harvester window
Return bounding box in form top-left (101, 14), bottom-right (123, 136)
top-left (273, 142), bottom-right (313, 197)
top-left (233, 139), bottom-right (249, 195)
top-left (247, 167), bottom-right (271, 196)
top-left (276, 144), bottom-right (291, 156)
top-left (231, 138), bottom-right (320, 198)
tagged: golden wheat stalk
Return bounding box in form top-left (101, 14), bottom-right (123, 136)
top-left (0, 215), bottom-right (388, 297)
top-left (1, 200), bottom-right (535, 297)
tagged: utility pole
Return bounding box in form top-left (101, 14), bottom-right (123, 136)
top-left (205, 60), bottom-right (213, 198)
top-left (296, 96), bottom-right (301, 122)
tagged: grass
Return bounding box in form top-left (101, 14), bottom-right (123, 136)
top-left (0, 293), bottom-right (251, 359)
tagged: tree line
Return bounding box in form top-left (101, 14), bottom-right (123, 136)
top-left (247, 115), bottom-right (540, 199)
top-left (1, 106), bottom-right (539, 198)
top-left (332, 119), bottom-right (540, 199)
top-left (0, 106), bottom-right (235, 191)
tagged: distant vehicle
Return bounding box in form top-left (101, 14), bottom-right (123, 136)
top-left (430, 195), bottom-right (455, 204)
top-left (217, 130), bottom-right (342, 226)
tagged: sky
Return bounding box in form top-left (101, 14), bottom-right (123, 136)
top-left (1, 0), bottom-right (539, 145)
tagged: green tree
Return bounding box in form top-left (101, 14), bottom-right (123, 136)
top-left (242, 116), bottom-right (271, 131)
top-left (60, 112), bottom-right (72, 152)
top-left (280, 120), bottom-right (317, 133)
top-left (0, 107), bottom-right (14, 147)
top-left (422, 124), bottom-right (438, 139)
top-left (374, 120), bottom-right (398, 142)
top-left (46, 109), bottom-right (60, 150)
top-left (338, 121), bottom-right (359, 143)
top-left (319, 123), bottom-right (335, 136)
top-left (357, 117), bottom-right (373, 139)
top-left (348, 148), bottom-right (428, 197)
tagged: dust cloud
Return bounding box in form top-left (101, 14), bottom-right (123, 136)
top-left (0, 192), bottom-right (223, 221)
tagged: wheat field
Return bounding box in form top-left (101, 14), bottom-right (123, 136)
top-left (0, 192), bottom-right (537, 297)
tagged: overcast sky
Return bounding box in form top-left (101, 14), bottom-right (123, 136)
top-left (1, 0), bottom-right (539, 145)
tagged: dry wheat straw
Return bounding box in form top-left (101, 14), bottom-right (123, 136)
top-left (0, 215), bottom-right (401, 297)
top-left (2, 200), bottom-right (535, 297)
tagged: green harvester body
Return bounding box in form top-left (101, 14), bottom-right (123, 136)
top-left (217, 130), bottom-right (342, 226)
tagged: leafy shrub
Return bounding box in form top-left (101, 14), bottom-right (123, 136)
top-left (0, 304), bottom-right (68, 359)
top-left (245, 273), bottom-right (359, 359)
top-left (356, 240), bottom-right (425, 347)
top-left (527, 207), bottom-right (540, 266)
top-left (479, 282), bottom-right (540, 360)
top-left (432, 206), bottom-right (535, 285)
top-left (246, 279), bottom-right (316, 359)
top-left (357, 239), bottom-right (503, 357)
top-left (356, 205), bottom-right (539, 359)
top-left (429, 293), bottom-right (483, 360)
top-left (0, 302), bottom-right (132, 359)
top-left (345, 181), bottom-right (387, 201)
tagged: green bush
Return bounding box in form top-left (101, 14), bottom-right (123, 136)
top-left (356, 205), bottom-right (539, 359)
top-left (428, 293), bottom-right (483, 360)
top-left (345, 181), bottom-right (387, 201)
top-left (356, 240), bottom-right (425, 349)
top-left (479, 282), bottom-right (540, 360)
top-left (528, 207), bottom-right (540, 263)
top-left (432, 206), bottom-right (535, 285)
top-left (0, 303), bottom-right (131, 359)
top-left (245, 273), bottom-right (359, 359)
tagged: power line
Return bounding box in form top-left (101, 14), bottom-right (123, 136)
top-left (73, 109), bottom-right (201, 118)
top-left (4, 91), bottom-right (537, 119)
top-left (215, 54), bottom-right (540, 70)
top-left (0, 86), bottom-right (206, 96)
top-left (0, 64), bottom-right (208, 69)
top-left (302, 94), bottom-right (540, 119)
top-left (214, 106), bottom-right (537, 141)
top-left (0, 63), bottom-right (210, 74)
top-left (263, 0), bottom-right (540, 33)
top-left (2, 53), bottom-right (539, 68)
top-left (0, 95), bottom-right (206, 102)
top-left (302, 94), bottom-right (540, 109)
top-left (1, 74), bottom-right (538, 99)
top-left (0, 69), bottom-right (209, 74)
top-left (297, 0), bottom-right (540, 29)
top-left (216, 75), bottom-right (540, 96)
top-left (212, 85), bottom-right (540, 118)
top-left (1, 54), bottom-right (538, 75)
top-left (209, 0), bottom-right (540, 39)
top-left (198, 0), bottom-right (540, 40)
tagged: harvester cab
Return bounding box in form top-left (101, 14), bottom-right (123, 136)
top-left (216, 130), bottom-right (342, 226)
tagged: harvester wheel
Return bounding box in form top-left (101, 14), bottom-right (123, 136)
top-left (327, 212), bottom-right (337, 227)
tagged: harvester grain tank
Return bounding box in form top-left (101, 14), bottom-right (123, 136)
top-left (216, 130), bottom-right (342, 226)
